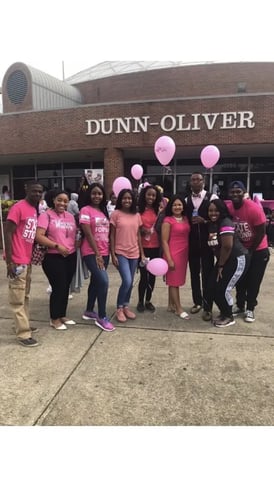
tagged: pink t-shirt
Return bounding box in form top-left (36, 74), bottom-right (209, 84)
top-left (79, 206), bottom-right (110, 257)
top-left (7, 200), bottom-right (38, 264)
top-left (226, 199), bottom-right (268, 250)
top-left (140, 208), bottom-right (159, 249)
top-left (110, 210), bottom-right (142, 258)
top-left (37, 209), bottom-right (77, 254)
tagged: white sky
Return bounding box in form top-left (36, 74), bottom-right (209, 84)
top-left (1, 0), bottom-right (274, 85)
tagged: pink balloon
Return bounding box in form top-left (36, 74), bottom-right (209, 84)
top-left (131, 164), bottom-right (143, 180)
top-left (154, 136), bottom-right (176, 166)
top-left (200, 145), bottom-right (220, 169)
top-left (112, 177), bottom-right (132, 197)
top-left (146, 258), bottom-right (168, 277)
top-left (143, 182), bottom-right (150, 188)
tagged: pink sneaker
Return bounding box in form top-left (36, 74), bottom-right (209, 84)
top-left (116, 308), bottom-right (127, 322)
top-left (95, 317), bottom-right (115, 332)
top-left (123, 307), bottom-right (136, 320)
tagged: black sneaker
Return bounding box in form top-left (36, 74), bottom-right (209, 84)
top-left (137, 302), bottom-right (145, 312)
top-left (202, 311), bottom-right (212, 321)
top-left (232, 305), bottom-right (245, 316)
top-left (190, 304), bottom-right (202, 314)
top-left (215, 316), bottom-right (235, 328)
top-left (145, 302), bottom-right (156, 312)
top-left (18, 338), bottom-right (39, 347)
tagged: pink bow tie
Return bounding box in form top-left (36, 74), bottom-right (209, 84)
top-left (192, 193), bottom-right (201, 198)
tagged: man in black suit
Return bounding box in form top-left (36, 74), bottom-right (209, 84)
top-left (185, 172), bottom-right (218, 321)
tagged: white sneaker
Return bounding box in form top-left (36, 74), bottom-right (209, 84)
top-left (68, 294), bottom-right (73, 299)
top-left (245, 310), bottom-right (255, 323)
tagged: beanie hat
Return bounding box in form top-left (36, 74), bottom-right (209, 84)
top-left (229, 180), bottom-right (246, 191)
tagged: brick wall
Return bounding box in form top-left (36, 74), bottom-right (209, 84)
top-left (0, 95), bottom-right (273, 156)
top-left (76, 62), bottom-right (274, 103)
top-left (1, 61), bottom-right (274, 196)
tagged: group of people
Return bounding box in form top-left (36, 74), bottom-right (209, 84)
top-left (4, 173), bottom-right (270, 348)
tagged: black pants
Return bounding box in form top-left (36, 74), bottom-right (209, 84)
top-left (189, 245), bottom-right (215, 311)
top-left (236, 248), bottom-right (270, 311)
top-left (206, 254), bottom-right (249, 318)
top-left (42, 252), bottom-right (77, 320)
top-left (138, 247), bottom-right (160, 304)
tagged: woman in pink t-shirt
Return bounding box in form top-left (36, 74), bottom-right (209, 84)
top-left (79, 183), bottom-right (115, 332)
top-left (110, 189), bottom-right (145, 323)
top-left (36, 190), bottom-right (77, 330)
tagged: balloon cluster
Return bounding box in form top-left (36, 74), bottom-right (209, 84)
top-left (112, 165), bottom-right (144, 197)
top-left (153, 136), bottom-right (220, 169)
top-left (110, 138), bottom-right (221, 277)
top-left (112, 136), bottom-right (220, 197)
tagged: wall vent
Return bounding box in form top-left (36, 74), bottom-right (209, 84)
top-left (7, 70), bottom-right (28, 104)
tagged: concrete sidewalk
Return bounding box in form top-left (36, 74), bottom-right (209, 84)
top-left (0, 251), bottom-right (274, 426)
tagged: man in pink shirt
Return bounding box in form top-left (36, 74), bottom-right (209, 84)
top-left (5, 180), bottom-right (43, 347)
top-left (226, 180), bottom-right (270, 323)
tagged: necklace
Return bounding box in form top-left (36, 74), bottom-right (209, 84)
top-left (174, 216), bottom-right (183, 222)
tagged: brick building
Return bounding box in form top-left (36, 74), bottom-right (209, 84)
top-left (1, 60), bottom-right (274, 200)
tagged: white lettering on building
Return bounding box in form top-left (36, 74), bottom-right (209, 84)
top-left (85, 111), bottom-right (255, 135)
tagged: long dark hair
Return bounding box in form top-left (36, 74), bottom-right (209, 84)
top-left (78, 175), bottom-right (90, 209)
top-left (87, 182), bottom-right (109, 219)
top-left (208, 199), bottom-right (232, 222)
top-left (165, 194), bottom-right (186, 217)
top-left (44, 188), bottom-right (69, 209)
top-left (115, 188), bottom-right (137, 214)
top-left (138, 185), bottom-right (162, 215)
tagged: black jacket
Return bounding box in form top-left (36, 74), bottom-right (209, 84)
top-left (185, 192), bottom-right (213, 250)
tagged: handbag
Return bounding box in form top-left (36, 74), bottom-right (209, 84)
top-left (31, 212), bottom-right (50, 265)
top-left (31, 243), bottom-right (48, 265)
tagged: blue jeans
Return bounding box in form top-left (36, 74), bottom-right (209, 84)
top-left (116, 254), bottom-right (138, 308)
top-left (83, 254), bottom-right (109, 318)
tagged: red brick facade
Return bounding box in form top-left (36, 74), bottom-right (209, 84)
top-left (77, 62), bottom-right (274, 103)
top-left (1, 61), bottom-right (274, 198)
top-left (1, 96), bottom-right (272, 153)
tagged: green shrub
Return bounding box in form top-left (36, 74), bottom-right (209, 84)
top-left (1, 200), bottom-right (17, 221)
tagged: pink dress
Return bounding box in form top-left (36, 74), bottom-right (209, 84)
top-left (163, 216), bottom-right (190, 286)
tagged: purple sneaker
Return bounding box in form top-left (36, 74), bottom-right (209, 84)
top-left (82, 310), bottom-right (99, 321)
top-left (94, 317), bottom-right (115, 332)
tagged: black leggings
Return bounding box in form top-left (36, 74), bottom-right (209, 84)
top-left (138, 247), bottom-right (160, 304)
top-left (42, 252), bottom-right (77, 320)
